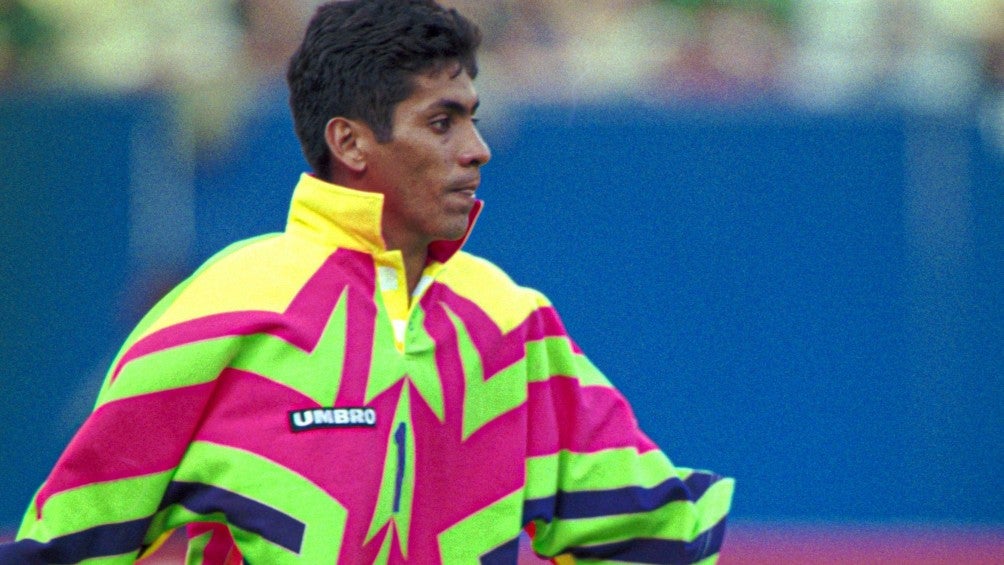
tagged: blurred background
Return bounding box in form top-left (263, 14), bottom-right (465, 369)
top-left (1, 0), bottom-right (1001, 563)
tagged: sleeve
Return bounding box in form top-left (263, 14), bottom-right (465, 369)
top-left (522, 302), bottom-right (735, 564)
top-left (0, 284), bottom-right (243, 564)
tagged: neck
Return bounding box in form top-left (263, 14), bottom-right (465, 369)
top-left (328, 174), bottom-right (431, 296)
top-left (402, 249), bottom-right (428, 297)
top-left (384, 232), bottom-right (430, 297)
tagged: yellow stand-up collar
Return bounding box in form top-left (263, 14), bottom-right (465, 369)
top-left (285, 173), bottom-right (482, 263)
top-left (286, 173), bottom-right (387, 254)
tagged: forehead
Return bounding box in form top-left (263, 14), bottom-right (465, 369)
top-left (398, 66), bottom-right (478, 113)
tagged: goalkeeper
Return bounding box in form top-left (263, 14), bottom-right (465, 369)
top-left (1, 1), bottom-right (733, 563)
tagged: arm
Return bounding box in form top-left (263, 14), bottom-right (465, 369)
top-left (0, 290), bottom-right (242, 564)
top-left (523, 307), bottom-right (734, 564)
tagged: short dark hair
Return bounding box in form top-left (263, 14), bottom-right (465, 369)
top-left (287, 0), bottom-right (482, 179)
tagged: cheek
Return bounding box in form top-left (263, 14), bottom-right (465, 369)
top-left (409, 156), bottom-right (448, 193)
top-left (392, 143), bottom-right (430, 176)
top-left (383, 137), bottom-right (448, 200)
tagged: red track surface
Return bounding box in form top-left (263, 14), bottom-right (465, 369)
top-left (4, 522), bottom-right (1002, 563)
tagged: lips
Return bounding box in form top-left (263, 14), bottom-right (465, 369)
top-left (447, 190), bottom-right (476, 209)
top-left (449, 180), bottom-right (479, 200)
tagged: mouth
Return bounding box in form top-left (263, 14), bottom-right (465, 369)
top-left (449, 180), bottom-right (479, 199)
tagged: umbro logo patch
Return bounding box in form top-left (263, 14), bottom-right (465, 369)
top-left (289, 407), bottom-right (377, 432)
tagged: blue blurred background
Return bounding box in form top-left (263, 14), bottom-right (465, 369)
top-left (1, 0), bottom-right (1001, 554)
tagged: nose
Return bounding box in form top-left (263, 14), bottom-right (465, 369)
top-left (461, 125), bottom-right (491, 168)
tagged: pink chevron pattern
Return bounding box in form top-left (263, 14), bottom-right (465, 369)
top-left (192, 368), bottom-right (402, 560)
top-left (526, 376), bottom-right (659, 457)
top-left (35, 381), bottom-right (216, 516)
top-left (424, 284), bottom-right (579, 381)
top-left (110, 247), bottom-right (376, 383)
top-left (35, 243), bottom-right (653, 562)
top-left (36, 249), bottom-right (374, 516)
top-left (425, 284), bottom-right (655, 456)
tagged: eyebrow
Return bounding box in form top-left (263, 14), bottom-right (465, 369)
top-left (429, 98), bottom-right (480, 116)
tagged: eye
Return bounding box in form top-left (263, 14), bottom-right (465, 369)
top-left (430, 116), bottom-right (451, 132)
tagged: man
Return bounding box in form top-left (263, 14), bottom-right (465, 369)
top-left (1, 1), bottom-right (733, 563)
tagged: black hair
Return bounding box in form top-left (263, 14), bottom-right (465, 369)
top-left (287, 0), bottom-right (482, 179)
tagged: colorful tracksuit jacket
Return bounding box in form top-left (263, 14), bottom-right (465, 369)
top-left (3, 174), bottom-right (734, 564)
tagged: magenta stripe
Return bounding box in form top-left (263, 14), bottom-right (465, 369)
top-left (527, 376), bottom-right (658, 456)
top-left (425, 300), bottom-right (466, 430)
top-left (427, 283), bottom-right (579, 380)
top-left (111, 311), bottom-right (290, 382)
top-left (36, 381), bottom-right (217, 514)
top-left (332, 251), bottom-right (377, 406)
top-left (111, 248), bottom-right (375, 383)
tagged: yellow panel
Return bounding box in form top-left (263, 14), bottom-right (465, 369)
top-left (144, 236), bottom-right (330, 335)
top-left (438, 252), bottom-right (550, 333)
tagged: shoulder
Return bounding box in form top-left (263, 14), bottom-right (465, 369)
top-left (440, 251), bottom-right (545, 303)
top-left (138, 233), bottom-right (332, 335)
top-left (436, 251), bottom-right (552, 333)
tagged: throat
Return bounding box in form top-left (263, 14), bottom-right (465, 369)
top-left (402, 249), bottom-right (429, 298)
top-left (380, 227), bottom-right (432, 299)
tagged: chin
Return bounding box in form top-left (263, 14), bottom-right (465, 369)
top-left (437, 231), bottom-right (466, 242)
top-left (436, 226), bottom-right (468, 242)
top-left (433, 218), bottom-right (471, 242)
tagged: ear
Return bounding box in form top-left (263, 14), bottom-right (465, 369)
top-left (324, 117), bottom-right (368, 174)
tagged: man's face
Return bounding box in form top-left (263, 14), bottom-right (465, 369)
top-left (363, 66), bottom-right (491, 253)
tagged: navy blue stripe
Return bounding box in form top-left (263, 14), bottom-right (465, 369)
top-left (393, 422), bottom-right (407, 513)
top-left (0, 518), bottom-right (151, 564)
top-left (162, 481), bottom-right (305, 553)
top-left (0, 481), bottom-right (308, 563)
top-left (682, 472), bottom-right (720, 499)
top-left (524, 472), bottom-right (723, 522)
top-left (522, 495), bottom-right (555, 524)
top-left (479, 534), bottom-right (521, 564)
top-left (567, 516), bottom-right (728, 564)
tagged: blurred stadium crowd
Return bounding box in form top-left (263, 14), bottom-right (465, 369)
top-left (2, 0), bottom-right (1003, 151)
